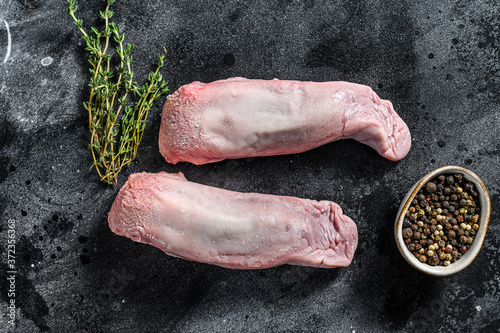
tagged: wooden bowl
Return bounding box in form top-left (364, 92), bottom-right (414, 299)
top-left (394, 166), bottom-right (491, 276)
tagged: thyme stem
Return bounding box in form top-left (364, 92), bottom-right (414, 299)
top-left (67, 0), bottom-right (169, 185)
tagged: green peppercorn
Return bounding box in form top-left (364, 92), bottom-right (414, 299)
top-left (467, 237), bottom-right (473, 244)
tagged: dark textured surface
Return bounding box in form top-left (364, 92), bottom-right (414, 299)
top-left (1, 0), bottom-right (499, 332)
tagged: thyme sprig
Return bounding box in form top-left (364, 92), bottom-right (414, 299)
top-left (66, 0), bottom-right (169, 185)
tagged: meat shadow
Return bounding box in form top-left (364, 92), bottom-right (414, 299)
top-left (75, 214), bottom-right (346, 332)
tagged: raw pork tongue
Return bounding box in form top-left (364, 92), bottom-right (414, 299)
top-left (159, 77), bottom-right (411, 165)
top-left (108, 172), bottom-right (358, 269)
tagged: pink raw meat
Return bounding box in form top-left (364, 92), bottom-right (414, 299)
top-left (108, 172), bottom-right (358, 269)
top-left (159, 77), bottom-right (411, 165)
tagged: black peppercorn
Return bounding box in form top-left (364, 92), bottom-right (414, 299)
top-left (403, 228), bottom-right (413, 238)
top-left (460, 235), bottom-right (468, 244)
top-left (438, 175), bottom-right (446, 182)
top-left (429, 255), bottom-right (440, 266)
top-left (403, 218), bottom-right (412, 228)
top-left (426, 182), bottom-right (437, 193)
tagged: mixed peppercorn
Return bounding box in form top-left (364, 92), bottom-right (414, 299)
top-left (402, 173), bottom-right (481, 266)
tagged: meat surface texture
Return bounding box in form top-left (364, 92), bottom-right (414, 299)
top-left (159, 77), bottom-right (411, 165)
top-left (108, 172), bottom-right (358, 269)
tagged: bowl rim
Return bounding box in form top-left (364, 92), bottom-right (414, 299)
top-left (394, 165), bottom-right (491, 276)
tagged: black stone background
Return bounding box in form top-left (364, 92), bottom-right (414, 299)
top-left (0, 0), bottom-right (499, 332)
